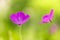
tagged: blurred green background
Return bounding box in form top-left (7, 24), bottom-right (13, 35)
top-left (0, 0), bottom-right (60, 40)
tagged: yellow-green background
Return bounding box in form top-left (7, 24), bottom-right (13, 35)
top-left (0, 0), bottom-right (60, 40)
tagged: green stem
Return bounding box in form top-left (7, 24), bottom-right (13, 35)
top-left (18, 25), bottom-right (22, 40)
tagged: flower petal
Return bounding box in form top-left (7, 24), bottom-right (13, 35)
top-left (10, 14), bottom-right (18, 24)
top-left (17, 11), bottom-right (25, 18)
top-left (20, 14), bottom-right (30, 24)
top-left (43, 15), bottom-right (50, 23)
top-left (49, 9), bottom-right (54, 20)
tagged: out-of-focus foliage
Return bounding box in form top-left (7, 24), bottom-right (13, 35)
top-left (0, 0), bottom-right (60, 40)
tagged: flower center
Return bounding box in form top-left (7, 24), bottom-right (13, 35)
top-left (18, 17), bottom-right (22, 22)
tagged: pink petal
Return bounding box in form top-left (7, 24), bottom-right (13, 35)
top-left (20, 14), bottom-right (30, 24)
top-left (10, 14), bottom-right (18, 24)
top-left (17, 11), bottom-right (25, 18)
top-left (42, 15), bottom-right (50, 23)
top-left (49, 9), bottom-right (54, 20)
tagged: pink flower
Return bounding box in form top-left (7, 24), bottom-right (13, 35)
top-left (10, 11), bottom-right (30, 25)
top-left (50, 24), bottom-right (58, 33)
top-left (42, 9), bottom-right (54, 23)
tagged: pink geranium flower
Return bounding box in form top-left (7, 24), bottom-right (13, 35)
top-left (42, 9), bottom-right (54, 23)
top-left (50, 24), bottom-right (58, 34)
top-left (10, 11), bottom-right (30, 25)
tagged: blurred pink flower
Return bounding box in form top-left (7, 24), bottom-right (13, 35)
top-left (42, 9), bottom-right (54, 23)
top-left (50, 24), bottom-right (58, 33)
top-left (10, 11), bottom-right (30, 25)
